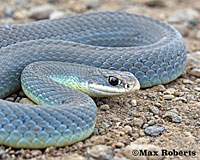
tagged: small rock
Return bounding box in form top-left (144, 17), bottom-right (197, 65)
top-left (163, 109), bottom-right (182, 123)
top-left (0, 11), bottom-right (4, 19)
top-left (87, 145), bottom-right (114, 160)
top-left (31, 150), bottom-right (42, 157)
top-left (163, 88), bottom-right (176, 95)
top-left (163, 95), bottom-right (175, 100)
top-left (196, 30), bottom-right (200, 40)
top-left (132, 117), bottom-right (144, 128)
top-left (5, 7), bottom-right (15, 17)
top-left (186, 94), bottom-right (195, 100)
top-left (194, 87), bottom-right (200, 91)
top-left (174, 97), bottom-right (188, 103)
top-left (182, 79), bottom-right (195, 84)
top-left (68, 1), bottom-right (87, 13)
top-left (122, 143), bottom-right (164, 160)
top-left (28, 5), bottom-right (56, 20)
top-left (64, 154), bottom-right (87, 160)
top-left (113, 142), bottom-right (125, 148)
top-left (48, 0), bottom-right (60, 3)
top-left (148, 120), bottom-right (156, 126)
top-left (145, 0), bottom-right (167, 7)
top-left (13, 9), bottom-right (28, 20)
top-left (187, 51), bottom-right (200, 65)
top-left (142, 123), bottom-right (149, 129)
top-left (100, 104), bottom-right (110, 111)
top-left (123, 125), bottom-right (132, 134)
top-left (155, 102), bottom-right (162, 107)
top-left (133, 137), bottom-right (151, 144)
top-left (0, 149), bottom-right (5, 156)
top-left (5, 97), bottom-right (15, 102)
top-left (49, 11), bottom-right (65, 19)
top-left (132, 133), bottom-right (140, 139)
top-left (196, 78), bottom-right (200, 83)
top-left (153, 84), bottom-right (166, 91)
top-left (196, 121), bottom-right (200, 126)
top-left (169, 8), bottom-right (199, 24)
top-left (45, 146), bottom-right (55, 154)
top-left (173, 23), bottom-right (189, 36)
top-left (147, 93), bottom-right (155, 99)
top-left (130, 99), bottom-right (137, 107)
top-left (85, 0), bottom-right (101, 9)
top-left (149, 106), bottom-right (160, 115)
top-left (144, 124), bottom-right (165, 136)
top-left (19, 98), bottom-right (35, 104)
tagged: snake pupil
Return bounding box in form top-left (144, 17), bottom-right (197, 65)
top-left (108, 76), bottom-right (119, 86)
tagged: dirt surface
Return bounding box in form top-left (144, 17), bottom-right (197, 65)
top-left (0, 0), bottom-right (199, 160)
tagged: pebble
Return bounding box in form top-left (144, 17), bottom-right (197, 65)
top-left (113, 142), bottom-right (125, 148)
top-left (145, 0), bottom-right (167, 7)
top-left (187, 51), bottom-right (200, 65)
top-left (194, 87), bottom-right (200, 91)
top-left (28, 5), bottom-right (56, 20)
top-left (163, 88), bottom-right (176, 95)
top-left (64, 154), bottom-right (87, 160)
top-left (123, 125), bottom-right (132, 134)
top-left (147, 93), bottom-right (155, 99)
top-left (173, 23), bottom-right (189, 36)
top-left (147, 120), bottom-right (156, 126)
top-left (87, 145), bottom-right (114, 160)
top-left (155, 102), bottom-right (162, 107)
top-left (168, 8), bottom-right (199, 24)
top-left (5, 97), bottom-right (15, 102)
top-left (5, 7), bottom-right (15, 17)
top-left (142, 123), bottom-right (149, 129)
top-left (196, 30), bottom-right (200, 40)
top-left (132, 117), bottom-right (144, 128)
top-left (122, 143), bottom-right (164, 160)
top-left (130, 99), bottom-right (137, 107)
top-left (149, 106), bottom-right (160, 115)
top-left (188, 68), bottom-right (200, 77)
top-left (197, 121), bottom-right (200, 126)
top-left (163, 94), bottom-right (175, 100)
top-left (182, 79), bottom-right (195, 84)
top-left (31, 150), bottom-right (42, 157)
top-left (100, 104), bottom-right (110, 111)
top-left (144, 124), bottom-right (165, 136)
top-left (174, 97), bottom-right (188, 103)
top-left (49, 11), bottom-right (65, 19)
top-left (0, 149), bottom-right (5, 156)
top-left (153, 84), bottom-right (166, 92)
top-left (68, 1), bottom-right (87, 13)
top-left (163, 109), bottom-right (182, 123)
top-left (19, 98), bottom-right (35, 104)
top-left (13, 9), bottom-right (28, 20)
top-left (85, 0), bottom-right (101, 9)
top-left (48, 0), bottom-right (60, 3)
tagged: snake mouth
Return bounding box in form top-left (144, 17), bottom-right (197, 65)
top-left (88, 81), bottom-right (140, 97)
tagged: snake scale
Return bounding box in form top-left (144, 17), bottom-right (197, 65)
top-left (0, 12), bottom-right (187, 148)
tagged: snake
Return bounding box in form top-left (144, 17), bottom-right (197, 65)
top-left (0, 12), bottom-right (187, 148)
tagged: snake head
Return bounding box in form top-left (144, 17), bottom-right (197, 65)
top-left (87, 69), bottom-right (140, 97)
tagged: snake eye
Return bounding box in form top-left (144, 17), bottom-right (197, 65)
top-left (108, 76), bottom-right (120, 86)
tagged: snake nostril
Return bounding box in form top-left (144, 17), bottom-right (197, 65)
top-left (124, 84), bottom-right (130, 89)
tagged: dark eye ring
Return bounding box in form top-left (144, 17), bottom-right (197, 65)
top-left (108, 76), bottom-right (120, 86)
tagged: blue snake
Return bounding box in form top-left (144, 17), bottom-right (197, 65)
top-left (0, 12), bottom-right (187, 148)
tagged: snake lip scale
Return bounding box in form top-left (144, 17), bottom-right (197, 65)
top-left (0, 11), bottom-right (187, 148)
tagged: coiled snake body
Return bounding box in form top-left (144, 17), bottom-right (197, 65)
top-left (0, 12), bottom-right (187, 148)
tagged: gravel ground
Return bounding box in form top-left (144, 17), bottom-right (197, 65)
top-left (0, 0), bottom-right (200, 160)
